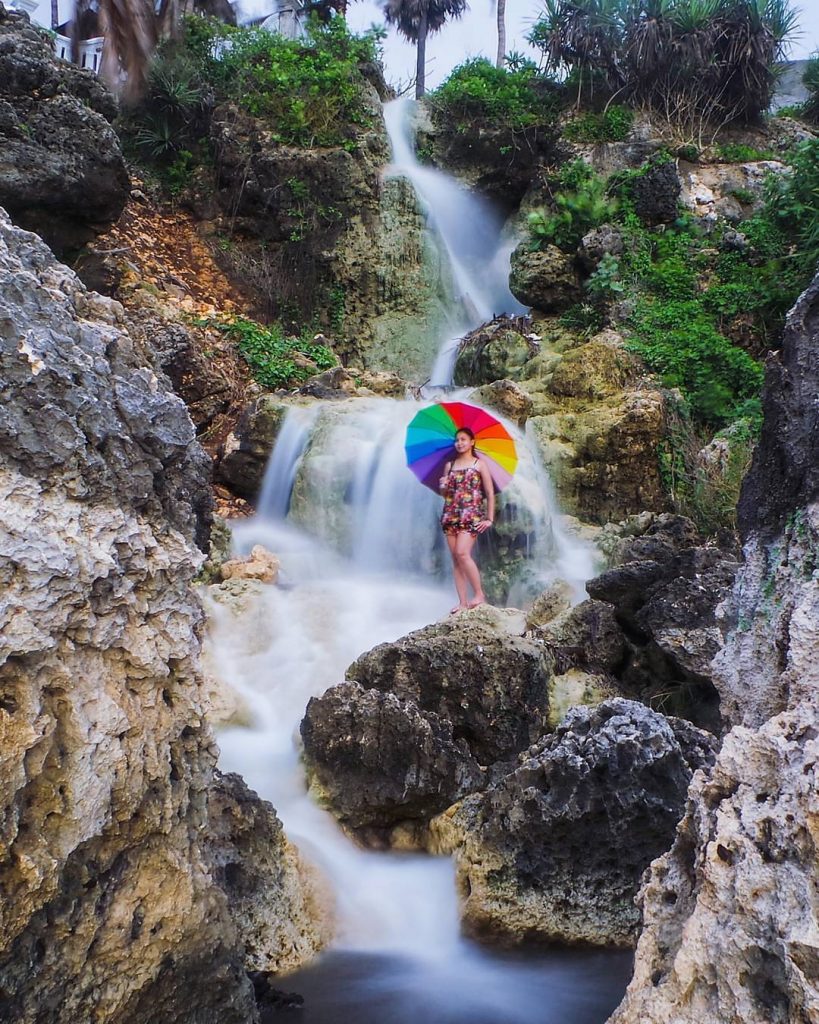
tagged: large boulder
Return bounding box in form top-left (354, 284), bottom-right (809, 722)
top-left (435, 699), bottom-right (717, 947)
top-left (346, 608), bottom-right (553, 768)
top-left (301, 681), bottom-right (483, 839)
top-left (584, 514), bottom-right (738, 729)
top-left (0, 6), bottom-right (129, 251)
top-left (509, 243), bottom-right (582, 312)
top-left (453, 315), bottom-right (540, 386)
top-left (0, 210), bottom-right (323, 1023)
top-left (608, 271), bottom-right (819, 1024)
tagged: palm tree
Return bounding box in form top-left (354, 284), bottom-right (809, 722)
top-left (495, 0), bottom-right (506, 67)
top-left (382, 0), bottom-right (469, 98)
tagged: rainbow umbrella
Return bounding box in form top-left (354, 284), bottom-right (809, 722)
top-left (405, 401), bottom-right (518, 493)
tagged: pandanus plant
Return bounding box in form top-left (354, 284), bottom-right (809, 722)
top-left (530, 0), bottom-right (798, 125)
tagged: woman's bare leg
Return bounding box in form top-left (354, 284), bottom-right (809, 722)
top-left (454, 532), bottom-right (485, 607)
top-left (446, 533), bottom-right (469, 612)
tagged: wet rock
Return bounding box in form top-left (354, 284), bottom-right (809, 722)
top-left (439, 699), bottom-right (717, 947)
top-left (534, 599), bottom-right (627, 675)
top-left (0, 8), bottom-right (129, 251)
top-left (208, 773), bottom-right (332, 973)
top-left (345, 607), bottom-right (553, 767)
top-left (525, 580), bottom-right (574, 628)
top-left (509, 243), bottom-right (582, 312)
top-left (301, 681), bottom-right (483, 836)
top-left (216, 396), bottom-right (292, 500)
top-left (453, 315), bottom-right (540, 386)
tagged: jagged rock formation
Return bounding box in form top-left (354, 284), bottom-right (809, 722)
top-left (432, 699), bottom-right (716, 947)
top-left (0, 6), bottom-right (129, 251)
top-left (344, 607), bottom-right (553, 768)
top-left (209, 99), bottom-right (455, 379)
top-left (301, 681), bottom-right (483, 839)
top-left (0, 210), bottom-right (325, 1023)
top-left (609, 271), bottom-right (819, 1024)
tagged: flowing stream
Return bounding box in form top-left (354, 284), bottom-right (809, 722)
top-left (212, 99), bottom-right (631, 1022)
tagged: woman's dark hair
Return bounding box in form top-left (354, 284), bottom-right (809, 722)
top-left (455, 427), bottom-right (475, 441)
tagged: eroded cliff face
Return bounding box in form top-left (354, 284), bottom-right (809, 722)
top-left (0, 211), bottom-right (325, 1023)
top-left (609, 272), bottom-right (819, 1024)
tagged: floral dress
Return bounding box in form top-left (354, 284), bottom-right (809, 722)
top-left (440, 460), bottom-right (486, 536)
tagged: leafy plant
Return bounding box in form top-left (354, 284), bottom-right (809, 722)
top-left (202, 317), bottom-right (336, 388)
top-left (429, 57), bottom-right (560, 132)
top-left (801, 53), bottom-right (819, 124)
top-left (529, 0), bottom-right (799, 128)
top-left (563, 104), bottom-right (633, 142)
top-left (528, 161), bottom-right (619, 250)
top-left (764, 137), bottom-right (819, 272)
top-left (585, 252), bottom-right (625, 300)
top-left (715, 142), bottom-right (776, 163)
top-left (559, 302), bottom-right (604, 335)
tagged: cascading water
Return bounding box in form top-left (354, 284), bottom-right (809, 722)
top-left (213, 93), bottom-right (630, 1022)
top-left (382, 98), bottom-right (527, 386)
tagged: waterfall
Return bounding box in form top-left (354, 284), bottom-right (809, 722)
top-left (212, 91), bottom-right (628, 1022)
top-left (382, 98), bottom-right (526, 385)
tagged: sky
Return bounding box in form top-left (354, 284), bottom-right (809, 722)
top-left (28, 0), bottom-right (819, 91)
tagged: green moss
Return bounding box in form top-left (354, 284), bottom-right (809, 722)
top-left (563, 105), bottom-right (634, 143)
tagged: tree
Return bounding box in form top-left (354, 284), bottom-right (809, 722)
top-left (495, 0), bottom-right (505, 67)
top-left (382, 0), bottom-right (468, 98)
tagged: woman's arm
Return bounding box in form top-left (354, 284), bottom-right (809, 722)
top-left (477, 460), bottom-right (494, 531)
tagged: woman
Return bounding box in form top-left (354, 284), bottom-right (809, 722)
top-left (439, 427), bottom-right (495, 614)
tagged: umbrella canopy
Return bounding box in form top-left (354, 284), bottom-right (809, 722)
top-left (405, 401), bottom-right (518, 493)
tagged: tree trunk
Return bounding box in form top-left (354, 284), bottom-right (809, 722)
top-left (496, 0), bottom-right (506, 68)
top-left (51, 0), bottom-right (59, 30)
top-left (415, 7), bottom-right (428, 99)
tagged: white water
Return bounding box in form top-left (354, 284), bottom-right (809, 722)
top-left (383, 98), bottom-right (526, 386)
top-left (211, 95), bottom-right (624, 1021)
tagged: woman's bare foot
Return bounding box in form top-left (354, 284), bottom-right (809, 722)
top-left (467, 594), bottom-right (486, 609)
top-left (450, 604), bottom-right (468, 615)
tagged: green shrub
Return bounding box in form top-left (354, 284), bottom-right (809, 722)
top-left (528, 161), bottom-right (618, 250)
top-left (764, 138), bottom-right (819, 275)
top-left (203, 317), bottom-right (336, 388)
top-left (429, 57), bottom-right (559, 131)
top-left (559, 302), bottom-right (604, 336)
top-left (626, 297), bottom-right (764, 423)
top-left (715, 142), bottom-right (776, 163)
top-left (563, 104), bottom-right (634, 142)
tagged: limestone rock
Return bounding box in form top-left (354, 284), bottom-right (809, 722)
top-left (0, 211), bottom-right (321, 1022)
top-left (345, 608), bottom-right (553, 767)
top-left (509, 243), bottom-right (582, 312)
top-left (629, 157), bottom-right (682, 226)
top-left (548, 333), bottom-right (640, 400)
top-left (440, 699), bottom-right (717, 947)
top-left (525, 579), bottom-right (574, 628)
top-left (534, 599), bottom-right (627, 675)
top-left (474, 378), bottom-right (533, 426)
top-left (208, 773), bottom-right (333, 973)
top-left (453, 315), bottom-right (540, 386)
top-left (610, 700), bottom-right (819, 1024)
top-left (221, 545), bottom-right (280, 584)
top-left (0, 8), bottom-right (129, 251)
top-left (577, 223), bottom-right (624, 272)
top-left (529, 385), bottom-right (667, 524)
top-left (608, 270), bottom-right (819, 1024)
top-left (301, 681), bottom-right (483, 836)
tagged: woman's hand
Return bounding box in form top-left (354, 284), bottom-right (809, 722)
top-left (476, 519), bottom-right (493, 534)
top-left (439, 475), bottom-right (449, 491)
